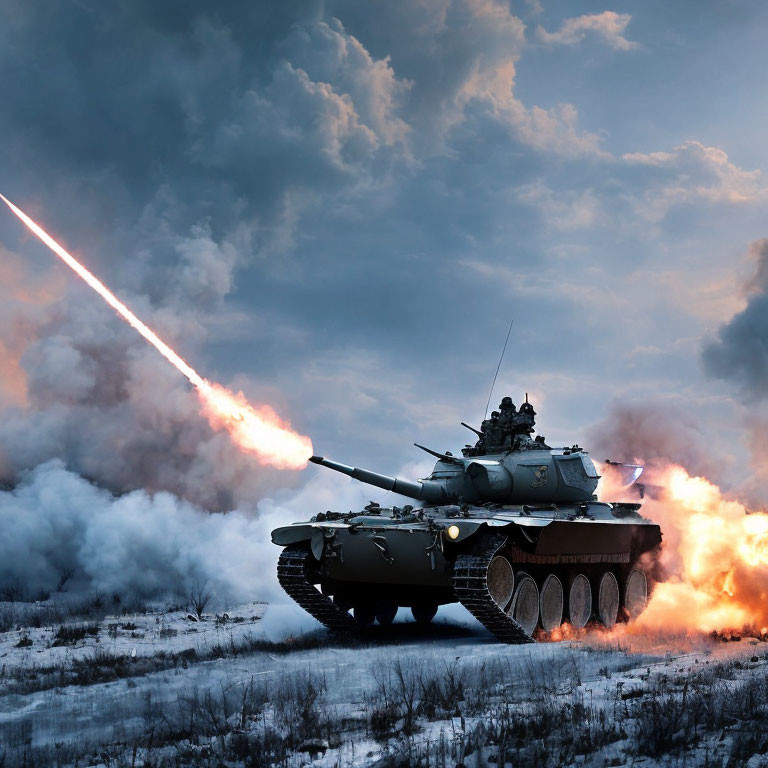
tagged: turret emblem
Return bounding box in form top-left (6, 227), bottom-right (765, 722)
top-left (532, 465), bottom-right (548, 488)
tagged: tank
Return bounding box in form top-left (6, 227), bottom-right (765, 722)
top-left (271, 395), bottom-right (661, 643)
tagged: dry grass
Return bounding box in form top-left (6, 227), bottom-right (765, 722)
top-left (3, 632), bottom-right (768, 767)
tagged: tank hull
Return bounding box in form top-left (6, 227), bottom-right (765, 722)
top-left (272, 501), bottom-right (661, 643)
top-left (322, 527), bottom-right (451, 586)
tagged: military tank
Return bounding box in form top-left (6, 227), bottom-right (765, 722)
top-left (271, 396), bottom-right (661, 643)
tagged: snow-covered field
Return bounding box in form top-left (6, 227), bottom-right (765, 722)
top-left (2, 599), bottom-right (768, 767)
top-left (0, 600), bottom-right (268, 686)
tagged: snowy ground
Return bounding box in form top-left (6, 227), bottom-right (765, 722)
top-left (2, 599), bottom-right (768, 767)
top-left (0, 600), bottom-right (267, 688)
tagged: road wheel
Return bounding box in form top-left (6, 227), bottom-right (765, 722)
top-left (354, 605), bottom-right (375, 627)
top-left (487, 555), bottom-right (515, 610)
top-left (567, 573), bottom-right (592, 629)
top-left (507, 572), bottom-right (539, 635)
top-left (623, 569), bottom-right (648, 620)
top-left (598, 571), bottom-right (619, 628)
top-left (539, 574), bottom-right (564, 632)
top-left (375, 603), bottom-right (398, 626)
top-left (411, 603), bottom-right (438, 624)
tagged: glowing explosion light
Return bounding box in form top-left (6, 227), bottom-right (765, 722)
top-left (598, 459), bottom-right (768, 637)
top-left (0, 194), bottom-right (312, 470)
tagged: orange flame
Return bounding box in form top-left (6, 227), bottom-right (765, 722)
top-left (0, 194), bottom-right (312, 470)
top-left (622, 463), bottom-right (768, 634)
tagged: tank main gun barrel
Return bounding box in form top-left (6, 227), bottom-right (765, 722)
top-left (309, 456), bottom-right (449, 504)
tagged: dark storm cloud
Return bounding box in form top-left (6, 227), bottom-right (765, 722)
top-left (1, 1), bottom-right (423, 317)
top-left (1, 0), bottom-right (616, 507)
top-left (3, 0), bottom-right (760, 524)
top-left (703, 239), bottom-right (768, 397)
top-left (0, 0), bottom-right (419, 505)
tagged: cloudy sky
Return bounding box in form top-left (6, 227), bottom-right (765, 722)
top-left (2, 0), bottom-right (768, 524)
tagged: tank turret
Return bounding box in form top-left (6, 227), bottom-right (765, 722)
top-left (310, 394), bottom-right (600, 504)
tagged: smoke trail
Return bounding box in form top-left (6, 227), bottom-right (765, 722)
top-left (0, 194), bottom-right (312, 470)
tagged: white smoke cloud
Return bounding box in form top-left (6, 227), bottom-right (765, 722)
top-left (0, 460), bottom-right (266, 603)
top-left (0, 458), bottom-right (398, 606)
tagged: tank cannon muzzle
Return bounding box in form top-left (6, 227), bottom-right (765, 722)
top-left (309, 455), bottom-right (449, 504)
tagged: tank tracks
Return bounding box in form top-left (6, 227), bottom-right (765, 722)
top-left (277, 545), bottom-right (356, 632)
top-left (279, 539), bottom-right (626, 643)
top-left (451, 534), bottom-right (535, 644)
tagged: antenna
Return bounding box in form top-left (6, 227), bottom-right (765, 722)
top-left (484, 319), bottom-right (514, 419)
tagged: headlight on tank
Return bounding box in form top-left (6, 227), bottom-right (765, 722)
top-left (446, 524), bottom-right (460, 540)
